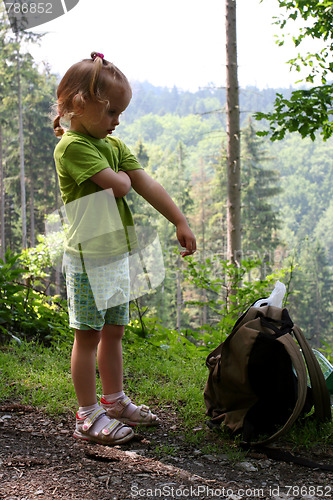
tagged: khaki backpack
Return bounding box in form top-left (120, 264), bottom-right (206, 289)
top-left (204, 305), bottom-right (331, 445)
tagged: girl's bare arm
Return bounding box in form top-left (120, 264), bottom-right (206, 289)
top-left (90, 168), bottom-right (131, 197)
top-left (126, 169), bottom-right (196, 256)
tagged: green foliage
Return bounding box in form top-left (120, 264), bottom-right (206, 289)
top-left (256, 1), bottom-right (333, 140)
top-left (20, 229), bottom-right (64, 285)
top-left (271, 134), bottom-right (333, 247)
top-left (0, 7), bottom-right (332, 353)
top-left (255, 86), bottom-right (333, 141)
top-left (272, 0), bottom-right (333, 86)
top-left (273, 1), bottom-right (333, 78)
top-left (1, 330), bottom-right (331, 449)
top-left (0, 249), bottom-right (71, 345)
top-left (0, 7), bottom-right (58, 252)
top-left (0, 341), bottom-right (75, 414)
top-left (319, 340), bottom-right (333, 365)
top-left (0, 250), bottom-right (26, 340)
top-left (0, 332), bottom-right (208, 429)
top-left (266, 133), bottom-right (333, 347)
top-left (287, 240), bottom-right (333, 346)
top-left (126, 255), bottom-right (294, 364)
top-left (126, 315), bottom-right (204, 355)
top-left (180, 255), bottom-right (292, 346)
top-left (241, 120), bottom-right (281, 261)
top-left (20, 236), bottom-right (52, 280)
top-left (288, 418), bottom-right (333, 448)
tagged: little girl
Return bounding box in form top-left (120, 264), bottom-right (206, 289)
top-left (53, 52), bottom-right (196, 445)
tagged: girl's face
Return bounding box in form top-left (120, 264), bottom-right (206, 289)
top-left (71, 82), bottom-right (132, 139)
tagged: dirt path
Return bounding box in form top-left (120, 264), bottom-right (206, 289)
top-left (0, 403), bottom-right (332, 500)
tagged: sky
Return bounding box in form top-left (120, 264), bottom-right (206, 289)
top-left (25, 0), bottom-right (319, 91)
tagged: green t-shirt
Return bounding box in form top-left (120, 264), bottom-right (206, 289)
top-left (54, 131), bottom-right (142, 258)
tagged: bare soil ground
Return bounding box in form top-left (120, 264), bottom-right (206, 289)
top-left (0, 403), bottom-right (332, 500)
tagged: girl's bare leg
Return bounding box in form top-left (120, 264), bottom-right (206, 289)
top-left (98, 324), bottom-right (159, 425)
top-left (97, 324), bottom-right (124, 395)
top-left (71, 329), bottom-right (100, 407)
top-left (71, 327), bottom-right (134, 443)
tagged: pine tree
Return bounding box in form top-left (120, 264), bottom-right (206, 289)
top-left (0, 9), bottom-right (17, 255)
top-left (0, 6), bottom-right (53, 251)
top-left (154, 141), bottom-right (193, 329)
top-left (241, 120), bottom-right (281, 275)
top-left (188, 158), bottom-right (214, 327)
top-left (289, 240), bottom-right (333, 347)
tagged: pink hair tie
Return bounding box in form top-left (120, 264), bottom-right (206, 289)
top-left (92, 52), bottom-right (104, 61)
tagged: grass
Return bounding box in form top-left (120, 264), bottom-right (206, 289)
top-left (0, 342), bottom-right (76, 415)
top-left (288, 417), bottom-right (333, 449)
top-left (0, 333), bottom-right (209, 427)
top-left (122, 338), bottom-right (208, 428)
top-left (0, 333), bottom-right (332, 458)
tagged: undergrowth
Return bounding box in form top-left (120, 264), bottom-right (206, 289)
top-left (0, 330), bottom-right (208, 427)
top-left (0, 249), bottom-right (332, 453)
top-left (1, 334), bottom-right (332, 452)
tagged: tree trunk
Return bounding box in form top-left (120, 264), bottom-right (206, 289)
top-left (0, 124), bottom-right (5, 259)
top-left (28, 130), bottom-right (35, 247)
top-left (225, 0), bottom-right (241, 265)
top-left (29, 173), bottom-right (35, 247)
top-left (176, 142), bottom-right (184, 332)
top-left (176, 253), bottom-right (182, 332)
top-left (17, 41), bottom-right (27, 249)
top-left (199, 159), bottom-right (207, 325)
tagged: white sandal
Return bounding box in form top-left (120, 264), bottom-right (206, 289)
top-left (101, 395), bottom-right (160, 427)
top-left (73, 407), bottom-right (134, 445)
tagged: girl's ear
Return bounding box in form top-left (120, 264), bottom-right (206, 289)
top-left (72, 94), bottom-right (85, 114)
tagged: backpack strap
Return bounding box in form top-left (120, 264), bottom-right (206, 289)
top-left (252, 333), bottom-right (309, 445)
top-left (292, 324), bottom-right (332, 422)
top-left (253, 327), bottom-right (332, 446)
top-left (249, 446), bottom-right (333, 471)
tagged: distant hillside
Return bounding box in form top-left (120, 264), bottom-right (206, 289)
top-left (123, 81), bottom-right (293, 126)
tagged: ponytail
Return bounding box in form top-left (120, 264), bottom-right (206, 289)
top-left (53, 115), bottom-right (64, 138)
top-left (89, 51), bottom-right (105, 98)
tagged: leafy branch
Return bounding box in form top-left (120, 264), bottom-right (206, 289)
top-left (254, 85), bottom-right (333, 141)
top-left (257, 1), bottom-right (333, 140)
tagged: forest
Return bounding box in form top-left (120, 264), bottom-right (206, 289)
top-left (0, 5), bottom-right (333, 353)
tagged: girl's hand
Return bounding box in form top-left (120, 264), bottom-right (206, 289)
top-left (177, 222), bottom-right (197, 257)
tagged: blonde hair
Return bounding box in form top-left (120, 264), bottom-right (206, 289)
top-left (53, 52), bottom-right (131, 137)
